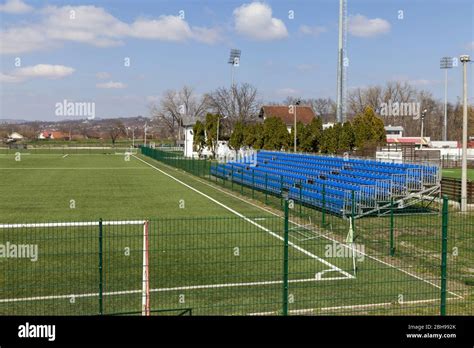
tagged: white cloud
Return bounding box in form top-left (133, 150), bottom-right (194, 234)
top-left (96, 81), bottom-right (127, 89)
top-left (0, 72), bottom-right (22, 83)
top-left (1, 64), bottom-right (75, 83)
top-left (192, 26), bottom-right (222, 44)
top-left (129, 16), bottom-right (192, 41)
top-left (348, 14), bottom-right (390, 38)
top-left (299, 25), bottom-right (326, 37)
top-left (0, 27), bottom-right (51, 54)
top-left (466, 41), bottom-right (474, 51)
top-left (0, 5), bottom-right (221, 55)
top-left (233, 2), bottom-right (288, 41)
top-left (0, 0), bottom-right (33, 14)
top-left (96, 72), bottom-right (111, 79)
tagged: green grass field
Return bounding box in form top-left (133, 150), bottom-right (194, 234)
top-left (0, 152), bottom-right (471, 315)
top-left (442, 168), bottom-right (474, 181)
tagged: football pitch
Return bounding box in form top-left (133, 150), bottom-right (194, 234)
top-left (0, 152), bottom-right (465, 315)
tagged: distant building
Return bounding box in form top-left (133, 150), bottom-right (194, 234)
top-left (8, 132), bottom-right (23, 140)
top-left (37, 131), bottom-right (69, 140)
top-left (386, 137), bottom-right (430, 146)
top-left (37, 131), bottom-right (51, 139)
top-left (385, 125), bottom-right (404, 139)
top-left (322, 122), bottom-right (335, 130)
top-left (258, 105), bottom-right (315, 133)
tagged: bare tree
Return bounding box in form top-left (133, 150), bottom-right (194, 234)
top-left (108, 121), bottom-right (126, 146)
top-left (207, 83), bottom-right (261, 125)
top-left (149, 86), bottom-right (209, 142)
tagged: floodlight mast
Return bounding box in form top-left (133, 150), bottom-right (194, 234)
top-left (336, 0), bottom-right (347, 123)
top-left (440, 57), bottom-right (453, 141)
top-left (460, 54), bottom-right (470, 212)
top-left (217, 49), bottom-right (241, 157)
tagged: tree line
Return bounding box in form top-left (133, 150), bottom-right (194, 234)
top-left (151, 80), bottom-right (473, 145)
top-left (193, 106), bottom-right (386, 157)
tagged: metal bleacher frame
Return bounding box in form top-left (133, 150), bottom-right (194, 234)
top-left (210, 150), bottom-right (441, 219)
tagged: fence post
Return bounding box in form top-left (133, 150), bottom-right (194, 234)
top-left (231, 164), bottom-right (234, 191)
top-left (322, 183), bottom-right (326, 226)
top-left (351, 190), bottom-right (356, 234)
top-left (280, 175), bottom-right (284, 208)
top-left (282, 198), bottom-right (289, 316)
top-left (98, 218), bottom-right (104, 315)
top-left (390, 197), bottom-right (395, 256)
top-left (299, 179), bottom-right (303, 218)
top-left (265, 173), bottom-right (268, 205)
top-left (440, 196), bottom-right (449, 316)
top-left (252, 169), bottom-right (255, 199)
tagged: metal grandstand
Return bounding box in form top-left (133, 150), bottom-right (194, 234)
top-left (210, 150), bottom-right (441, 219)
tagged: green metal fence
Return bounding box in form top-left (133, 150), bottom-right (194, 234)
top-left (0, 195), bottom-right (471, 316)
top-left (141, 146), bottom-right (211, 178)
top-left (137, 147), bottom-right (473, 315)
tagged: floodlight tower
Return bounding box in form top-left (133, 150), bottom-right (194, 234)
top-left (460, 54), bottom-right (470, 212)
top-left (440, 57), bottom-right (454, 141)
top-left (228, 49), bottom-right (241, 88)
top-left (216, 49), bottom-right (241, 155)
top-left (336, 0), bottom-right (348, 123)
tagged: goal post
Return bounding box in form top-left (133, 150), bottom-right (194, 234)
top-left (0, 219), bottom-right (150, 316)
top-left (142, 220), bottom-right (150, 316)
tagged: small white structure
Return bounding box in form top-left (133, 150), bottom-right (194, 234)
top-left (322, 122), bottom-right (335, 130)
top-left (384, 125), bottom-right (404, 139)
top-left (429, 141), bottom-right (458, 149)
top-left (376, 151), bottom-right (403, 163)
top-left (8, 132), bottom-right (23, 140)
top-left (183, 125), bottom-right (195, 158)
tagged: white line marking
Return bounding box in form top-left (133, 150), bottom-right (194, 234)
top-left (62, 154), bottom-right (69, 158)
top-left (140, 155), bottom-right (464, 299)
top-left (0, 220), bottom-right (146, 229)
top-left (0, 276), bottom-right (351, 304)
top-left (248, 297), bottom-right (460, 315)
top-left (133, 155), bottom-right (354, 280)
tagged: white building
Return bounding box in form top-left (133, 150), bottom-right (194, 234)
top-left (8, 132), bottom-right (24, 140)
top-left (384, 125), bottom-right (404, 139)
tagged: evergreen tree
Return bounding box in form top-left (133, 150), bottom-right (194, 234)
top-left (339, 121), bottom-right (355, 152)
top-left (263, 117), bottom-right (290, 150)
top-left (229, 121), bottom-right (245, 154)
top-left (192, 120), bottom-right (206, 156)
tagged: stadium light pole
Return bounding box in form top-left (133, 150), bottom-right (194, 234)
top-left (216, 49), bottom-right (241, 157)
top-left (420, 109), bottom-right (427, 149)
top-left (460, 54), bottom-right (470, 212)
top-left (440, 57), bottom-right (453, 141)
top-left (127, 127), bottom-right (136, 148)
top-left (144, 122), bottom-right (148, 147)
top-left (293, 100), bottom-right (301, 152)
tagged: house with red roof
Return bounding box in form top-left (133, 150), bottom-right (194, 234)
top-left (258, 105), bottom-right (316, 133)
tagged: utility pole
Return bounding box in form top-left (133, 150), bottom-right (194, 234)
top-left (460, 54), bottom-right (470, 212)
top-left (293, 100), bottom-right (301, 152)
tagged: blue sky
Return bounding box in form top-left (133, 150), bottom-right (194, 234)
top-left (0, 0), bottom-right (473, 121)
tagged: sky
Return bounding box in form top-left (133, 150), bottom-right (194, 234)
top-left (0, 0), bottom-right (473, 121)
